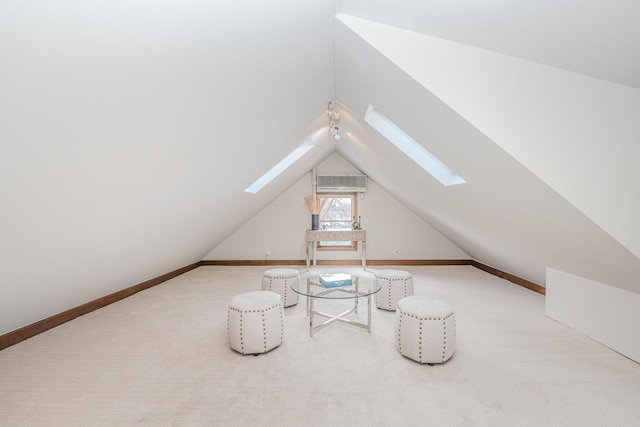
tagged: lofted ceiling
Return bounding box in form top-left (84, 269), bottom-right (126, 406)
top-left (330, 10), bottom-right (640, 293)
top-left (1, 0), bottom-right (639, 335)
top-left (339, 0), bottom-right (640, 89)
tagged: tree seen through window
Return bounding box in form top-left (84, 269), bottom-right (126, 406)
top-left (317, 193), bottom-right (357, 250)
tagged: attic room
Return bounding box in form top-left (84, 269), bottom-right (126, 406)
top-left (1, 0), bottom-right (639, 425)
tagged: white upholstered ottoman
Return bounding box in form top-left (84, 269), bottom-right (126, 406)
top-left (261, 268), bottom-right (300, 308)
top-left (396, 296), bottom-right (456, 364)
top-left (227, 291), bottom-right (284, 355)
top-left (374, 269), bottom-right (414, 311)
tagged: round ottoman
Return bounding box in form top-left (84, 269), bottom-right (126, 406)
top-left (396, 296), bottom-right (456, 364)
top-left (374, 269), bottom-right (414, 311)
top-left (261, 268), bottom-right (300, 307)
top-left (227, 291), bottom-right (284, 355)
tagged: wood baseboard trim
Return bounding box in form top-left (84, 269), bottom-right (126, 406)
top-left (200, 260), bottom-right (306, 266)
top-left (0, 262), bottom-right (201, 351)
top-left (470, 261), bottom-right (546, 295)
top-left (1, 258), bottom-right (544, 351)
top-left (367, 259), bottom-right (473, 266)
top-left (200, 259), bottom-right (545, 295)
top-left (200, 259), bottom-right (472, 267)
top-left (200, 259), bottom-right (544, 294)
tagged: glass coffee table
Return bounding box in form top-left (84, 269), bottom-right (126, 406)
top-left (292, 273), bottom-right (381, 337)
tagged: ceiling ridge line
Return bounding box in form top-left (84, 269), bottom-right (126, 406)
top-left (332, 0), bottom-right (339, 99)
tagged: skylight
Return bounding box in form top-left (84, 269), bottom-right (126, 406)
top-left (244, 139), bottom-right (314, 194)
top-left (364, 105), bottom-right (465, 187)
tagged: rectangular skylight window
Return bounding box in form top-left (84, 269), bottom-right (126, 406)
top-left (244, 139), bottom-right (314, 194)
top-left (364, 105), bottom-right (465, 186)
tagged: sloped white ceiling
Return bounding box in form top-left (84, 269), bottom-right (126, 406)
top-left (339, 0), bottom-right (640, 89)
top-left (0, 0), bottom-right (336, 334)
top-left (331, 13), bottom-right (640, 293)
top-left (337, 14), bottom-right (640, 261)
top-left (2, 0), bottom-right (639, 336)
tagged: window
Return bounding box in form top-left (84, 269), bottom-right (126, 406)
top-left (244, 139), bottom-right (314, 194)
top-left (316, 192), bottom-right (358, 251)
top-left (364, 105), bottom-right (465, 186)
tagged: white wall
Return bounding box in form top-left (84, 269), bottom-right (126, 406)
top-left (0, 0), bottom-right (335, 336)
top-left (339, 0), bottom-right (640, 88)
top-left (546, 268), bottom-right (640, 363)
top-left (204, 153), bottom-right (469, 261)
top-left (338, 14), bottom-right (640, 262)
top-left (334, 14), bottom-right (640, 294)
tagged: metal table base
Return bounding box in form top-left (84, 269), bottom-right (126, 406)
top-left (308, 293), bottom-right (373, 337)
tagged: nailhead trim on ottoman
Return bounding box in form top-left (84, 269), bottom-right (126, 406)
top-left (396, 296), bottom-right (456, 364)
top-left (374, 269), bottom-right (414, 311)
top-left (227, 291), bottom-right (284, 355)
top-left (261, 268), bottom-right (300, 307)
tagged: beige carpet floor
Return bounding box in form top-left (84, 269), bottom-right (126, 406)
top-left (1, 265), bottom-right (639, 426)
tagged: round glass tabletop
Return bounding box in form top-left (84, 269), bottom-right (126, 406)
top-left (292, 273), bottom-right (381, 299)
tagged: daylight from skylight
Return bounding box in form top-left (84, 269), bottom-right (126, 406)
top-left (364, 105), bottom-right (465, 187)
top-left (244, 139), bottom-right (314, 194)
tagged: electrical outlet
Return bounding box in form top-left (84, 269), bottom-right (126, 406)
top-left (265, 249), bottom-right (271, 256)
